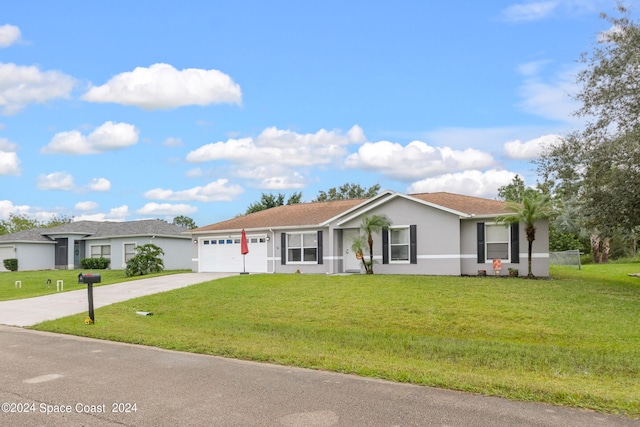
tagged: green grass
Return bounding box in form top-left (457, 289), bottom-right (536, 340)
top-left (32, 265), bottom-right (640, 418)
top-left (0, 269), bottom-right (190, 301)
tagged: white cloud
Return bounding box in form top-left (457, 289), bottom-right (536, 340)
top-left (500, 2), bottom-right (558, 22)
top-left (82, 63), bottom-right (242, 110)
top-left (257, 172), bottom-right (306, 190)
top-left (87, 177), bottom-right (111, 192)
top-left (186, 125), bottom-right (363, 168)
top-left (517, 60), bottom-right (552, 77)
top-left (0, 24), bottom-right (21, 48)
top-left (345, 140), bottom-right (497, 181)
top-left (162, 137), bottom-right (183, 147)
top-left (41, 121), bottom-right (139, 154)
top-left (0, 200), bottom-right (31, 219)
top-left (144, 179), bottom-right (244, 202)
top-left (136, 203), bottom-right (198, 216)
top-left (36, 172), bottom-right (75, 190)
top-left (232, 164), bottom-right (307, 190)
top-left (74, 205), bottom-right (129, 221)
top-left (0, 150), bottom-right (20, 175)
top-left (0, 63), bottom-right (75, 115)
top-left (517, 62), bottom-right (581, 123)
top-left (407, 169), bottom-right (518, 198)
top-left (185, 167), bottom-right (203, 178)
top-left (503, 134), bottom-right (561, 160)
top-left (75, 201), bottom-right (98, 211)
top-left (0, 137), bottom-right (17, 151)
top-left (35, 172), bottom-right (110, 192)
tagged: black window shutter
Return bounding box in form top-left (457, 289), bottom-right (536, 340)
top-left (477, 222), bottom-right (485, 263)
top-left (280, 233), bottom-right (286, 265)
top-left (382, 228), bottom-right (389, 264)
top-left (410, 225), bottom-right (417, 264)
top-left (317, 230), bottom-right (323, 264)
top-left (510, 223), bottom-right (520, 264)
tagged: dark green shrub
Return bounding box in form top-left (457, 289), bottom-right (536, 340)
top-left (3, 258), bottom-right (18, 271)
top-left (125, 244), bottom-right (164, 277)
top-left (80, 257), bottom-right (110, 269)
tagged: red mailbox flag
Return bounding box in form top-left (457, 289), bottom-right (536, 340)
top-left (241, 229), bottom-right (249, 255)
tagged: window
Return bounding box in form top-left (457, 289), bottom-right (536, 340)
top-left (124, 243), bottom-right (136, 262)
top-left (287, 232), bottom-right (317, 262)
top-left (486, 223), bottom-right (509, 260)
top-left (204, 240), bottom-right (210, 245)
top-left (91, 245), bottom-right (111, 259)
top-left (389, 227), bottom-right (409, 262)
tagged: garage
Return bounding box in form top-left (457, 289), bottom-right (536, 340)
top-left (199, 234), bottom-right (268, 273)
top-left (0, 245), bottom-right (15, 272)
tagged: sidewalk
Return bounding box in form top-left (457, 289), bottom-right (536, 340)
top-left (0, 272), bottom-right (232, 327)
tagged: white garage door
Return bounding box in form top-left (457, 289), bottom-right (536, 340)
top-left (200, 235), bottom-right (268, 273)
top-left (0, 246), bottom-right (15, 272)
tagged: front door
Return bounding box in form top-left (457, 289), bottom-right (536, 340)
top-left (343, 229), bottom-right (362, 272)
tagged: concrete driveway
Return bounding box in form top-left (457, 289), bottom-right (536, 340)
top-left (0, 272), bottom-right (232, 326)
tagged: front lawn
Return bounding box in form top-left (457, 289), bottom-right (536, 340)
top-left (32, 265), bottom-right (640, 418)
top-left (0, 269), bottom-right (190, 301)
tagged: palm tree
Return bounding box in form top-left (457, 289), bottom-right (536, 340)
top-left (351, 214), bottom-right (391, 274)
top-left (496, 192), bottom-right (553, 278)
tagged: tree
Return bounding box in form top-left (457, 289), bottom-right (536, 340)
top-left (172, 215), bottom-right (197, 229)
top-left (0, 214), bottom-right (41, 235)
top-left (314, 183), bottom-right (380, 202)
top-left (351, 214), bottom-right (391, 274)
top-left (497, 175), bottom-right (538, 203)
top-left (0, 214), bottom-right (73, 235)
top-left (496, 192), bottom-right (554, 278)
top-left (125, 244), bottom-right (165, 277)
top-left (537, 5), bottom-right (640, 236)
top-left (245, 192), bottom-right (303, 214)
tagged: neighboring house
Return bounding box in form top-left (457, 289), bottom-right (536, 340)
top-left (0, 220), bottom-right (192, 272)
top-left (189, 191), bottom-right (549, 276)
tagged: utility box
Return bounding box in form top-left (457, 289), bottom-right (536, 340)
top-left (78, 273), bottom-right (101, 284)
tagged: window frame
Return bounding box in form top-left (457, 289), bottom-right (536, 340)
top-left (485, 222), bottom-right (510, 262)
top-left (123, 242), bottom-right (136, 262)
top-left (90, 244), bottom-right (111, 259)
top-left (388, 226), bottom-right (410, 263)
top-left (286, 232), bottom-right (318, 264)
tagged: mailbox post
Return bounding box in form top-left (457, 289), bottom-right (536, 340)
top-left (78, 273), bottom-right (101, 323)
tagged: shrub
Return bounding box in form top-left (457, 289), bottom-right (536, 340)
top-left (80, 257), bottom-right (110, 269)
top-left (125, 244), bottom-right (164, 277)
top-left (3, 258), bottom-right (18, 271)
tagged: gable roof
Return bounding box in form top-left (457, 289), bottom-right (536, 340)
top-left (192, 198), bottom-right (366, 233)
top-left (0, 219), bottom-right (190, 243)
top-left (192, 192), bottom-right (511, 233)
top-left (409, 192), bottom-right (511, 216)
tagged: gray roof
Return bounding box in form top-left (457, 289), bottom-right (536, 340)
top-left (0, 220), bottom-right (190, 243)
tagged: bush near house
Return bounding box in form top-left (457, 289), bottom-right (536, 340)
top-left (80, 257), bottom-right (110, 269)
top-left (3, 258), bottom-right (18, 271)
top-left (125, 244), bottom-right (164, 277)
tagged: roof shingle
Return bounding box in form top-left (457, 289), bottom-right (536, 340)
top-left (192, 192), bottom-right (510, 233)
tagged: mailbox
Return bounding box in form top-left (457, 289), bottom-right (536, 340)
top-left (78, 273), bottom-right (101, 284)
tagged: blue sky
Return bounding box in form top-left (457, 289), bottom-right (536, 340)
top-left (0, 0), bottom-right (625, 227)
